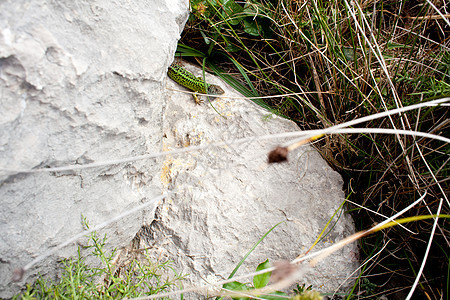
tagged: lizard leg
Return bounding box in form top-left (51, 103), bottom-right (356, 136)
top-left (193, 92), bottom-right (203, 105)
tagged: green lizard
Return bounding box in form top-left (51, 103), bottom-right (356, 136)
top-left (167, 63), bottom-right (225, 104)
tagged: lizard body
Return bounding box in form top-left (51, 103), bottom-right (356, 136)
top-left (167, 63), bottom-right (224, 104)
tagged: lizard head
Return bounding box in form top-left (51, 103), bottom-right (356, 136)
top-left (207, 84), bottom-right (225, 95)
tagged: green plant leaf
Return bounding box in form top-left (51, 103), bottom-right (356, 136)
top-left (223, 281), bottom-right (248, 291)
top-left (222, 0), bottom-right (244, 25)
top-left (342, 47), bottom-right (356, 61)
top-left (223, 281), bottom-right (250, 300)
top-left (200, 30), bottom-right (212, 45)
top-left (242, 3), bottom-right (257, 15)
top-left (260, 291), bottom-right (289, 299)
top-left (253, 259), bottom-right (271, 289)
top-left (243, 18), bottom-right (260, 36)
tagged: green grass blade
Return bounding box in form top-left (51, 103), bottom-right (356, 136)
top-left (216, 221), bottom-right (284, 300)
top-left (206, 62), bottom-right (274, 111)
top-left (175, 43), bottom-right (207, 58)
top-left (228, 57), bottom-right (258, 96)
top-left (227, 221), bottom-right (284, 280)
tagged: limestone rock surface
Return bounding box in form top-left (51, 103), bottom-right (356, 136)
top-left (139, 63), bottom-right (360, 296)
top-left (0, 0), bottom-right (359, 298)
top-left (0, 0), bottom-right (187, 297)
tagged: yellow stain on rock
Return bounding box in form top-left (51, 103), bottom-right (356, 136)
top-left (160, 157), bottom-right (195, 187)
top-left (212, 97), bottom-right (234, 120)
top-left (160, 138), bottom-right (197, 188)
top-left (160, 158), bottom-right (173, 187)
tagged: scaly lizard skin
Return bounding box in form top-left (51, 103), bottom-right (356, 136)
top-left (167, 63), bottom-right (225, 104)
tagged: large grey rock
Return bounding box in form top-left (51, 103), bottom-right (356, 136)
top-left (1, 0), bottom-right (359, 298)
top-left (0, 0), bottom-right (188, 297)
top-left (136, 63), bottom-right (359, 296)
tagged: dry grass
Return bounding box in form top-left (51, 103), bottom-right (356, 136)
top-left (182, 0), bottom-right (449, 298)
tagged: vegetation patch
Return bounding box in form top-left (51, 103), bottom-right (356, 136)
top-left (178, 0), bottom-right (450, 298)
top-left (14, 220), bottom-right (186, 299)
